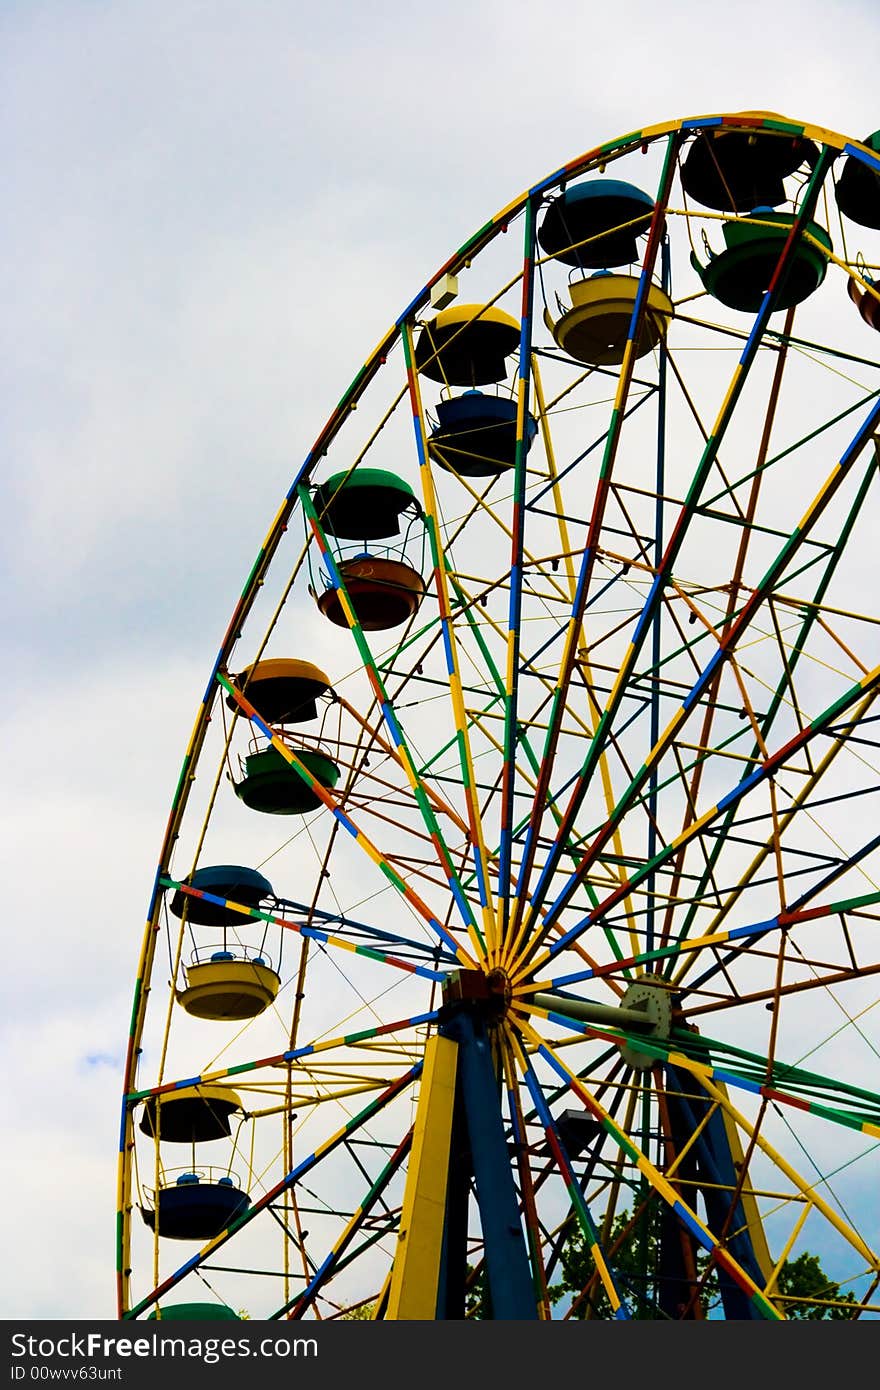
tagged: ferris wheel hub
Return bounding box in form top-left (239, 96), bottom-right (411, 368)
top-left (531, 976), bottom-right (673, 1072)
top-left (441, 967), bottom-right (511, 1023)
top-left (619, 976), bottom-right (673, 1071)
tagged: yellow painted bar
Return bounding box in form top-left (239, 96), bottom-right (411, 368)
top-left (386, 1033), bottom-right (459, 1319)
top-left (765, 1201), bottom-right (813, 1296)
top-left (717, 1082), bottom-right (774, 1283)
top-left (514, 1018), bottom-right (783, 1317)
top-left (402, 320), bottom-right (498, 958)
top-left (371, 1267), bottom-right (394, 1320)
top-left (696, 1072), bottom-right (879, 1269)
top-left (223, 676), bottom-right (476, 969)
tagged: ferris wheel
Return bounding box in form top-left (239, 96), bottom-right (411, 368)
top-left (118, 111), bottom-right (880, 1321)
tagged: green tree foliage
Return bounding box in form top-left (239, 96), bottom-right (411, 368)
top-left (774, 1252), bottom-right (858, 1320)
top-left (551, 1211), bottom-right (859, 1319)
top-left (338, 1300), bottom-right (376, 1319)
top-left (465, 1264), bottom-right (490, 1319)
top-left (550, 1207), bottom-right (697, 1319)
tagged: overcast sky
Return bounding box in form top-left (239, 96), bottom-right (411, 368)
top-left (3, 0), bottom-right (879, 1320)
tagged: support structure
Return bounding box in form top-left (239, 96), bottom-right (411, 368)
top-left (661, 1065), bottom-right (772, 1318)
top-left (387, 972), bottom-right (538, 1320)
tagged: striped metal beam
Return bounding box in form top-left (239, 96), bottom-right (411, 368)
top-left (669, 441), bottom-right (880, 961)
top-left (509, 142), bottom-right (841, 964)
top-left (518, 658), bottom-right (880, 977)
top-left (498, 197), bottom-right (538, 950)
top-left (401, 319), bottom-right (498, 956)
top-left (528, 883), bottom-right (880, 992)
top-left (274, 1128), bottom-right (413, 1319)
top-left (125, 1062), bottom-right (422, 1320)
top-left (162, 878), bottom-right (447, 982)
top-left (506, 130), bottom-right (683, 964)
top-left (514, 1017), bottom-right (782, 1319)
top-left (297, 484), bottom-right (485, 957)
top-left (511, 1035), bottom-right (631, 1318)
top-left (513, 1004), bottom-right (880, 1140)
top-left (127, 1009), bottom-right (440, 1102)
top-left (220, 672), bottom-right (476, 968)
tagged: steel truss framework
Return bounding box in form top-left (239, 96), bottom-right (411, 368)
top-left (120, 112), bottom-right (880, 1321)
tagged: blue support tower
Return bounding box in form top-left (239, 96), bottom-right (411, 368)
top-left (436, 981), bottom-right (538, 1319)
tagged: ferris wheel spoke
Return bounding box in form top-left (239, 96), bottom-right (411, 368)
top-left (513, 1017), bottom-right (783, 1317)
top-left (271, 1127), bottom-right (413, 1319)
top-left (297, 486), bottom-right (486, 958)
top-left (708, 434), bottom-right (879, 748)
top-left (526, 878), bottom-right (880, 1000)
top-left (402, 320), bottom-right (501, 956)
top-left (509, 135), bottom-right (682, 952)
top-left (694, 1072), bottom-right (880, 1273)
top-left (271, 895), bottom-right (459, 964)
top-left (515, 1003), bottom-right (880, 1141)
top-left (528, 533), bottom-right (878, 989)
top-left (495, 199), bottom-right (540, 949)
top-left (670, 449), bottom-right (880, 951)
top-left (436, 565), bottom-right (629, 954)
top-left (651, 304), bottom-right (798, 951)
top-left (670, 700), bottom-right (880, 985)
top-left (500, 1034), bottom-right (553, 1318)
top-left (334, 693), bottom-right (471, 840)
top-left (507, 411), bottom-right (880, 978)
top-left (685, 960), bottom-right (880, 1020)
top-left (162, 878), bottom-right (449, 983)
top-left (510, 1030), bottom-right (632, 1318)
top-left (126, 1010), bottom-right (441, 1105)
top-left (463, 550), bottom-right (648, 964)
top-left (525, 357), bottom-right (643, 946)
top-left (678, 836), bottom-right (880, 998)
top-left (510, 658), bottom-right (880, 982)
top-left (444, 658), bottom-right (628, 961)
top-left (512, 150), bottom-right (842, 957)
top-left (221, 672), bottom-right (476, 967)
top-left (125, 1061), bottom-right (422, 1320)
top-left (533, 1056), bottom-right (636, 1292)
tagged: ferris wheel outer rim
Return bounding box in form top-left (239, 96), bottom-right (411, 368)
top-left (118, 109), bottom-right (880, 1320)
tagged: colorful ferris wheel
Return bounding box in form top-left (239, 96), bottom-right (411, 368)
top-left (119, 111), bottom-right (880, 1322)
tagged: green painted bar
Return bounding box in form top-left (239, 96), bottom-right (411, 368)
top-left (535, 1014), bottom-right (880, 1132)
top-left (239, 550), bottom-right (267, 599)
top-left (169, 755), bottom-right (193, 813)
top-left (128, 980), bottom-right (142, 1037)
top-left (763, 119), bottom-right (806, 135)
top-left (675, 448), bottom-right (880, 950)
top-left (703, 389), bottom-right (880, 508)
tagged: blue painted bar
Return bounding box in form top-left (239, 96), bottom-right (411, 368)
top-left (441, 1010), bottom-right (538, 1318)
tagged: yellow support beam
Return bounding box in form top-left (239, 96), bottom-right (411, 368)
top-left (386, 1034), bottom-right (458, 1320)
top-left (718, 1082), bottom-right (774, 1285)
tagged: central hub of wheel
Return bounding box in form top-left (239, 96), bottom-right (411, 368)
top-left (441, 967), bottom-right (511, 1023)
top-left (619, 975), bottom-right (673, 1071)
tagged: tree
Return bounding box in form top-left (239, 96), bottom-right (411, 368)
top-left (550, 1211), bottom-right (858, 1319)
top-left (465, 1263), bottom-right (490, 1319)
top-left (774, 1252), bottom-right (858, 1320)
top-left (550, 1207), bottom-right (702, 1319)
top-left (338, 1300), bottom-right (376, 1319)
